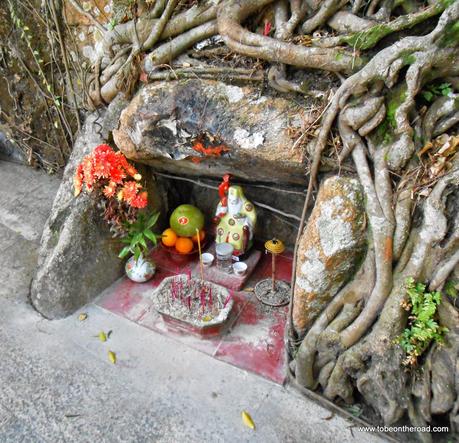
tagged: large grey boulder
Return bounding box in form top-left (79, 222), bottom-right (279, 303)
top-left (31, 105), bottom-right (129, 319)
top-left (292, 176), bottom-right (366, 336)
top-left (113, 79), bottom-right (309, 185)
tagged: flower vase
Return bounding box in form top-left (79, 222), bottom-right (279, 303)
top-left (125, 253), bottom-right (156, 283)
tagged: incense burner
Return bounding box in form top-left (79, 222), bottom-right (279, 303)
top-left (148, 274), bottom-right (234, 338)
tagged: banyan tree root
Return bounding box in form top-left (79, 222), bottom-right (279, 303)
top-left (293, 4), bottom-right (459, 438)
top-left (74, 0), bottom-right (459, 435)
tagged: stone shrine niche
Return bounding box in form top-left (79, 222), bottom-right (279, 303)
top-left (113, 79), bottom-right (310, 246)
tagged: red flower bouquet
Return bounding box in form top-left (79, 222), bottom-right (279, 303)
top-left (74, 144), bottom-right (148, 234)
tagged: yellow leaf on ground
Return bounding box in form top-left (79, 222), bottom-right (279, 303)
top-left (242, 411), bottom-right (255, 430)
top-left (78, 313), bottom-right (87, 321)
top-left (108, 351), bottom-right (116, 364)
top-left (98, 331), bottom-right (107, 342)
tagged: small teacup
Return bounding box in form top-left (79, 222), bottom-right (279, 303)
top-left (232, 261), bottom-right (247, 276)
top-left (202, 253), bottom-right (215, 268)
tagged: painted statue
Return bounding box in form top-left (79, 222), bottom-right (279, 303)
top-left (214, 178), bottom-right (257, 256)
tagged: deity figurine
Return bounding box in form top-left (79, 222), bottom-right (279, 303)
top-left (214, 177), bottom-right (257, 256)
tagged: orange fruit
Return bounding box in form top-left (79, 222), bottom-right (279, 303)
top-left (162, 228), bottom-right (177, 247)
top-left (175, 237), bottom-right (194, 254)
top-left (191, 229), bottom-right (206, 244)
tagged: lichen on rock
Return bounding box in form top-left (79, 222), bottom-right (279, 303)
top-left (293, 176), bottom-right (366, 337)
top-left (113, 79), bottom-right (309, 184)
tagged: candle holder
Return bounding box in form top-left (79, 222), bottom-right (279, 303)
top-left (254, 238), bottom-right (290, 307)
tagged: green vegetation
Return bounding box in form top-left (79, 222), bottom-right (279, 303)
top-left (401, 53), bottom-right (416, 65)
top-left (438, 20), bottom-right (459, 47)
top-left (373, 120), bottom-right (394, 146)
top-left (386, 87), bottom-right (407, 128)
top-left (421, 82), bottom-right (453, 102)
top-left (344, 24), bottom-right (392, 50)
top-left (118, 212), bottom-right (161, 260)
top-left (342, 5), bottom-right (446, 51)
top-left (445, 280), bottom-right (458, 300)
top-left (372, 85), bottom-right (409, 146)
top-left (398, 277), bottom-right (448, 366)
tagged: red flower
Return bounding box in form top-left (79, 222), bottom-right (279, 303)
top-left (114, 151), bottom-right (139, 178)
top-left (82, 156), bottom-right (95, 191)
top-left (103, 181), bottom-right (117, 198)
top-left (74, 144), bottom-right (148, 209)
top-left (109, 166), bottom-right (126, 184)
top-left (122, 181), bottom-right (141, 204)
top-left (93, 158), bottom-right (111, 179)
top-left (131, 191), bottom-right (148, 208)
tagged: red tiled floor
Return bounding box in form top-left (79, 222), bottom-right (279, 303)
top-left (96, 246), bottom-right (292, 384)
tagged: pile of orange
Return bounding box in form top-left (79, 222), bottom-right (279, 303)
top-left (161, 227), bottom-right (206, 254)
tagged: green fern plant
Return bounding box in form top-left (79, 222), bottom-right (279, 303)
top-left (398, 277), bottom-right (448, 366)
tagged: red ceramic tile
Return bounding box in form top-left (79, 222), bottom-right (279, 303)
top-left (215, 296), bottom-right (288, 384)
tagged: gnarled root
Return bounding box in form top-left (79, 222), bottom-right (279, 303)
top-left (300, 166), bottom-right (459, 425)
top-left (292, 2), bottom-right (459, 432)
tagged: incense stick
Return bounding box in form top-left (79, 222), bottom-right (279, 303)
top-left (196, 228), bottom-right (204, 281)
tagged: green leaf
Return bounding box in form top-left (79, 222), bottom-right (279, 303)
top-left (108, 18), bottom-right (117, 31)
top-left (134, 245), bottom-right (141, 261)
top-left (118, 246), bottom-right (131, 259)
top-left (130, 232), bottom-right (142, 248)
top-left (422, 91), bottom-right (434, 102)
top-left (439, 83), bottom-right (452, 96)
top-left (147, 212), bottom-right (160, 229)
top-left (143, 229), bottom-right (158, 244)
top-left (139, 236), bottom-right (148, 250)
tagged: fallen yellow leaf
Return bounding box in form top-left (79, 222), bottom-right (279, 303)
top-left (108, 351), bottom-right (116, 364)
top-left (78, 313), bottom-right (87, 321)
top-left (98, 331), bottom-right (107, 342)
top-left (242, 410), bottom-right (255, 430)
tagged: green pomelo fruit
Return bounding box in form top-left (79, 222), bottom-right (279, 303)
top-left (170, 204), bottom-right (205, 237)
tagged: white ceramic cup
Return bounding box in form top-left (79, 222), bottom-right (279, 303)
top-left (202, 252), bottom-right (215, 268)
top-left (232, 261), bottom-right (247, 276)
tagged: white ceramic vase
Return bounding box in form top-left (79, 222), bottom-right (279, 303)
top-left (125, 254), bottom-right (156, 283)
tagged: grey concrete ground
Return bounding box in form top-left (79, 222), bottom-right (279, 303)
top-left (0, 160), bottom-right (387, 443)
